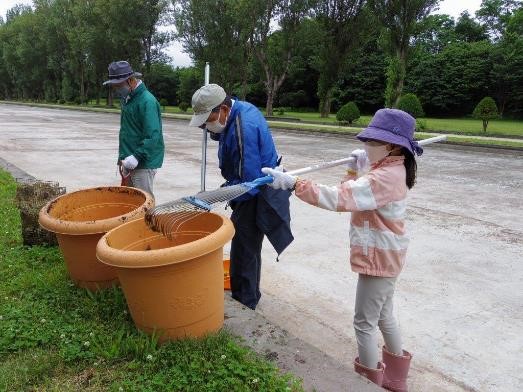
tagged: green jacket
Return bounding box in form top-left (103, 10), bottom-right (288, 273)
top-left (118, 83), bottom-right (164, 169)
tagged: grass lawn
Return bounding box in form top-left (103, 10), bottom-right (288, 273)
top-left (77, 101), bottom-right (523, 137)
top-left (0, 170), bottom-right (302, 391)
top-left (5, 100), bottom-right (523, 141)
top-left (266, 111), bottom-right (523, 138)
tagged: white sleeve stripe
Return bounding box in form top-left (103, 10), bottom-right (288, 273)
top-left (350, 225), bottom-right (410, 251)
top-left (317, 184), bottom-right (339, 211)
top-left (377, 200), bottom-right (406, 220)
top-left (351, 177), bottom-right (377, 211)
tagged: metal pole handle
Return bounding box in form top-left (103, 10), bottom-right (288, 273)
top-left (201, 62), bottom-right (211, 191)
top-left (286, 135), bottom-right (447, 176)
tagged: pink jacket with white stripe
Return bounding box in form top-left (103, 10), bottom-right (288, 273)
top-left (295, 156), bottom-right (409, 277)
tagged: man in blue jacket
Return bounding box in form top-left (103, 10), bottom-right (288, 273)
top-left (190, 84), bottom-right (293, 310)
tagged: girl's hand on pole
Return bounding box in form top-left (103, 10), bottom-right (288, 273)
top-left (261, 167), bottom-right (297, 191)
top-left (347, 149), bottom-right (369, 176)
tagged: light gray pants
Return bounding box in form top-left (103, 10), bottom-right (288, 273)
top-left (354, 274), bottom-right (403, 368)
top-left (129, 169), bottom-right (157, 199)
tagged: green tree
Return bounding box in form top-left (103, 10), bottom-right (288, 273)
top-left (336, 101), bottom-right (360, 125)
top-left (490, 8), bottom-right (523, 116)
top-left (174, 0), bottom-right (254, 97)
top-left (249, 0), bottom-right (311, 115)
top-left (177, 66), bottom-right (201, 107)
top-left (146, 63), bottom-right (179, 105)
top-left (476, 0), bottom-right (521, 40)
top-left (138, 0), bottom-right (172, 72)
top-left (473, 97), bottom-right (499, 132)
top-left (313, 0), bottom-right (371, 117)
top-left (412, 14), bottom-right (456, 54)
top-left (332, 40), bottom-right (387, 114)
top-left (1, 6), bottom-right (49, 100)
top-left (454, 11), bottom-right (488, 42)
top-left (397, 93), bottom-right (424, 118)
top-left (275, 18), bottom-right (324, 110)
top-left (407, 40), bottom-right (493, 116)
top-left (369, 0), bottom-right (439, 108)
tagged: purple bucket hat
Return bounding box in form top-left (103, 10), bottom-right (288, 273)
top-left (357, 109), bottom-right (423, 156)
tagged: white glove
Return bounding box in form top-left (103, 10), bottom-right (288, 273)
top-left (347, 148), bottom-right (369, 175)
top-left (122, 155), bottom-right (138, 170)
top-left (261, 167), bottom-right (297, 191)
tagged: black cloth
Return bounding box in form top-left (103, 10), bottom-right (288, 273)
top-left (229, 186), bottom-right (294, 310)
top-left (257, 186), bottom-right (293, 255)
top-left (230, 197), bottom-right (264, 310)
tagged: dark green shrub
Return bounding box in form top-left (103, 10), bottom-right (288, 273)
top-left (276, 107), bottom-right (285, 115)
top-left (336, 101), bottom-right (360, 125)
top-left (159, 98), bottom-right (168, 111)
top-left (472, 97), bottom-right (499, 133)
top-left (397, 93), bottom-right (424, 118)
top-left (178, 102), bottom-right (189, 112)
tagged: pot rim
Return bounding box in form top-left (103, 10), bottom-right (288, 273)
top-left (38, 186), bottom-right (154, 235)
top-left (96, 212), bottom-right (235, 268)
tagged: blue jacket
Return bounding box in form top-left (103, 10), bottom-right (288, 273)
top-left (217, 100), bottom-right (278, 200)
top-left (215, 100), bottom-right (293, 255)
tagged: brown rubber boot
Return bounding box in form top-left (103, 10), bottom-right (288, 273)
top-left (354, 357), bottom-right (385, 386)
top-left (382, 346), bottom-right (412, 392)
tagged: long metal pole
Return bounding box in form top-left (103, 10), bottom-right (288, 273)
top-left (201, 62), bottom-right (210, 191)
top-left (288, 135), bottom-right (447, 175)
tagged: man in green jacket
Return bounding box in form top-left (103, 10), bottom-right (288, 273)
top-left (103, 61), bottom-right (164, 198)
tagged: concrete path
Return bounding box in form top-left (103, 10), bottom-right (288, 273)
top-left (1, 104), bottom-right (522, 391)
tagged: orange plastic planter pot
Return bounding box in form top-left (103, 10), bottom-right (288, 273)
top-left (38, 186), bottom-right (154, 291)
top-left (96, 212), bottom-right (235, 341)
top-left (223, 259), bottom-right (231, 290)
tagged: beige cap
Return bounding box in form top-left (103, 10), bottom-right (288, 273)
top-left (189, 83), bottom-right (226, 126)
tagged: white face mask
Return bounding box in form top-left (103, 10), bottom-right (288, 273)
top-left (206, 109), bottom-right (228, 134)
top-left (364, 144), bottom-right (390, 163)
top-left (206, 119), bottom-right (226, 134)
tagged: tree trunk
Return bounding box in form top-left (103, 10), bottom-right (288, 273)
top-left (319, 86), bottom-right (332, 118)
top-left (483, 120), bottom-right (488, 133)
top-left (319, 97), bottom-right (331, 118)
top-left (499, 97), bottom-right (506, 118)
top-left (266, 88), bottom-right (274, 116)
top-left (240, 71), bottom-right (248, 100)
top-left (385, 47), bottom-right (407, 108)
top-left (79, 62), bottom-right (85, 105)
top-left (393, 48), bottom-right (407, 107)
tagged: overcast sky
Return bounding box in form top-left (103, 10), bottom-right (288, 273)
top-left (1, 0), bottom-right (484, 67)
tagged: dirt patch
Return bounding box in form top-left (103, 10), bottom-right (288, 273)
top-left (16, 181), bottom-right (66, 246)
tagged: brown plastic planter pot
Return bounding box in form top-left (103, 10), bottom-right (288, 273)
top-left (38, 186), bottom-right (154, 291)
top-left (96, 212), bottom-right (234, 341)
top-left (223, 259), bottom-right (231, 290)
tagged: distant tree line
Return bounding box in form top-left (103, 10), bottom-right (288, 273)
top-left (0, 0), bottom-right (522, 118)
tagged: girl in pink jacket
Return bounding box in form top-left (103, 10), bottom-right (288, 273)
top-left (262, 109), bottom-right (423, 391)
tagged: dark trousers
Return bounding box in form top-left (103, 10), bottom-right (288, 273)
top-left (229, 197), bottom-right (264, 310)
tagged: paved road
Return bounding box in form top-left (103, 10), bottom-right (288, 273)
top-left (1, 104), bottom-right (522, 391)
